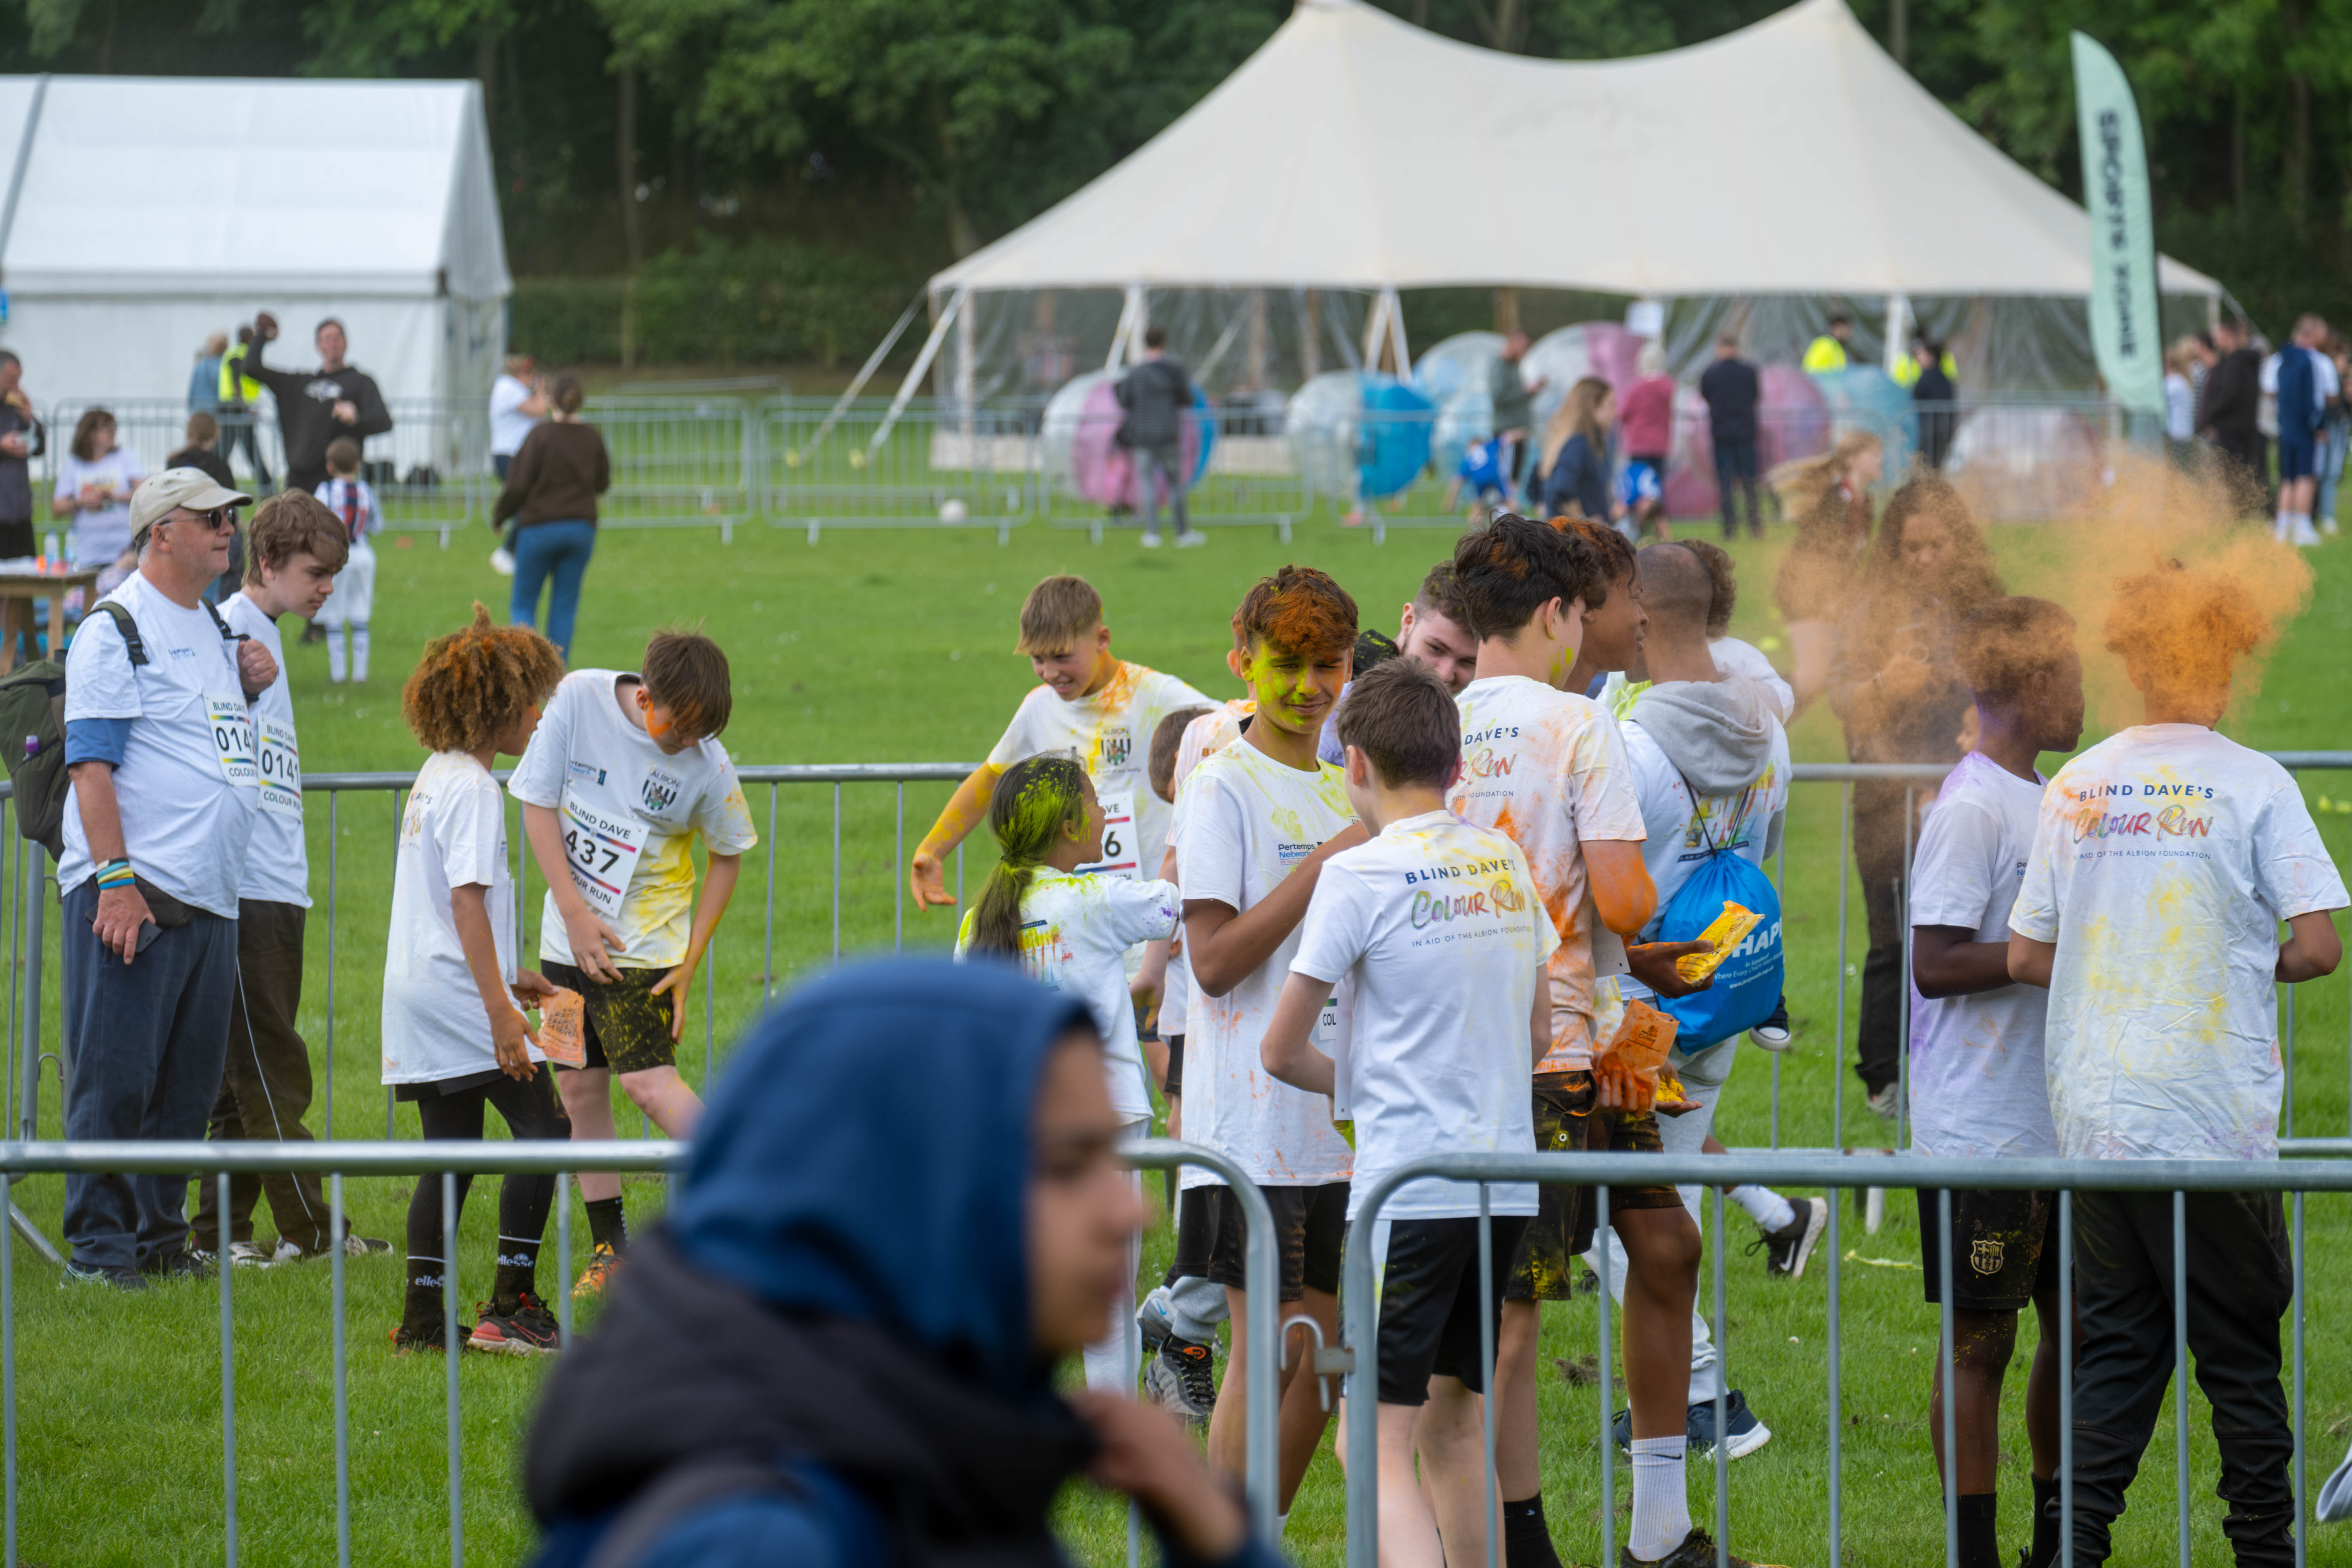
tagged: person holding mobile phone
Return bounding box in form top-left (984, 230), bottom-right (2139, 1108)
top-left (58, 469), bottom-right (268, 1291)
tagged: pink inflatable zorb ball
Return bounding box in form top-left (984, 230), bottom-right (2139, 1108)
top-left (1066, 375), bottom-right (1209, 509)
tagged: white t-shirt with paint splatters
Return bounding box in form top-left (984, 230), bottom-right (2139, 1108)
top-left (1175, 738), bottom-right (1357, 1189)
top-left (510, 669), bottom-right (760, 971)
top-left (2011, 725), bottom-right (2348, 1161)
top-left (221, 592), bottom-right (309, 908)
top-left (1448, 675), bottom-right (1647, 1072)
top-left (1906, 750), bottom-right (2056, 1159)
top-left (956, 872), bottom-right (1182, 1122)
top-left (1292, 812), bottom-right (1555, 1220)
top-left (986, 661), bottom-right (1212, 884)
top-left (382, 750), bottom-right (538, 1084)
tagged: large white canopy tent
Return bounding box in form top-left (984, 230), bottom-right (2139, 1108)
top-left (903, 0), bottom-right (2226, 405)
top-left (0, 74), bottom-right (509, 408)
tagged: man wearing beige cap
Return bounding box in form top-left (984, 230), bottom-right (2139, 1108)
top-left (58, 468), bottom-right (274, 1289)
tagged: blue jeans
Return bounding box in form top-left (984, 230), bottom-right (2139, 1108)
top-left (2316, 417), bottom-right (2348, 524)
top-left (60, 878), bottom-right (238, 1271)
top-left (511, 520), bottom-right (596, 660)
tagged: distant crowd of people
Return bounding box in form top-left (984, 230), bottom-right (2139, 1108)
top-left (2163, 311), bottom-right (2349, 546)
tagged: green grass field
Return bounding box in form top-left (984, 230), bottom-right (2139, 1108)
top-left (8, 511), bottom-right (2352, 1566)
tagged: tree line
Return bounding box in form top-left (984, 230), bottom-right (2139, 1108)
top-left (9, 0), bottom-right (2347, 334)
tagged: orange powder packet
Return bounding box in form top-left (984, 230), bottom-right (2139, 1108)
top-left (538, 988), bottom-right (586, 1067)
top-left (1593, 998), bottom-right (1678, 1082)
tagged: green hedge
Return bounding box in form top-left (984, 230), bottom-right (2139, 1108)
top-left (512, 242), bottom-right (920, 369)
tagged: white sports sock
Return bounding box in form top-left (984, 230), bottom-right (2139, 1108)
top-left (1628, 1436), bottom-right (1691, 1561)
top-left (326, 626), bottom-right (347, 682)
top-left (1732, 1184), bottom-right (1795, 1233)
top-left (352, 625), bottom-right (371, 683)
top-left (1276, 1512), bottom-right (1289, 1542)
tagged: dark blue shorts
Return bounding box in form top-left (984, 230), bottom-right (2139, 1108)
top-left (2278, 433), bottom-right (2318, 482)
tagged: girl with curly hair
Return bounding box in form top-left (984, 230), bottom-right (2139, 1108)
top-left (383, 606), bottom-right (571, 1354)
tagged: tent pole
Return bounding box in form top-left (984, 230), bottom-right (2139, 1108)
top-left (793, 291), bottom-right (925, 462)
top-left (1883, 293), bottom-right (1911, 375)
top-left (0, 77), bottom-right (51, 297)
top-left (869, 287), bottom-right (967, 453)
top-left (1386, 289), bottom-right (1411, 377)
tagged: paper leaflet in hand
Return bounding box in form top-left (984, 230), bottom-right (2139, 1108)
top-left (538, 988), bottom-right (586, 1067)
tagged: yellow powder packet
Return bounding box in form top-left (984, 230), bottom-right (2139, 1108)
top-left (538, 988), bottom-right (586, 1068)
top-left (1676, 902), bottom-right (1764, 984)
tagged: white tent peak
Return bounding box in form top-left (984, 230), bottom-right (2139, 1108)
top-left (932, 0), bottom-right (2219, 300)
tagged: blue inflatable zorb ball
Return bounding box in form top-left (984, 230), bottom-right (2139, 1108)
top-left (1810, 366), bottom-right (1915, 476)
top-left (1357, 376), bottom-right (1435, 500)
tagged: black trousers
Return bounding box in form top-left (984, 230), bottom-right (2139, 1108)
top-left (403, 1071), bottom-right (566, 1296)
top-left (193, 900), bottom-right (333, 1254)
top-left (2069, 1189), bottom-right (2296, 1566)
top-left (1713, 438), bottom-right (1762, 536)
top-left (1853, 780), bottom-right (1912, 1097)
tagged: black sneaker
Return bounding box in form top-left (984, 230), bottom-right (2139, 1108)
top-left (469, 1294), bottom-right (561, 1355)
top-left (1686, 1389), bottom-right (1772, 1459)
top-left (1622, 1528), bottom-right (1785, 1566)
top-left (1144, 1336), bottom-right (1218, 1426)
top-left (1748, 996), bottom-right (1792, 1051)
top-left (62, 1260), bottom-right (151, 1292)
top-left (143, 1249), bottom-right (216, 1284)
top-left (1748, 1197), bottom-right (1826, 1280)
top-left (389, 1319), bottom-right (447, 1355)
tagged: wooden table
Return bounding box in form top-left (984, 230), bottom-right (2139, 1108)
top-left (0, 570), bottom-right (102, 673)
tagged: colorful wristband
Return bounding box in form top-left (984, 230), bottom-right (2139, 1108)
top-left (95, 859), bottom-right (134, 890)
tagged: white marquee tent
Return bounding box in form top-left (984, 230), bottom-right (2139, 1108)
top-left (909, 0), bottom-right (2225, 402)
top-left (0, 74), bottom-right (509, 407)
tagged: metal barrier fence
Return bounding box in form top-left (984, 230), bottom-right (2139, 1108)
top-left (0, 1135), bottom-right (1279, 1568)
top-left (1339, 1150), bottom-right (2352, 1568)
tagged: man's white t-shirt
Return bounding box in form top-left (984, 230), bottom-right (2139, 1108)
top-left (956, 872), bottom-right (1182, 1122)
top-left (1175, 738), bottom-right (1356, 1189)
top-left (2011, 725), bottom-right (2348, 1161)
top-left (987, 662), bottom-right (1211, 886)
top-left (382, 750), bottom-right (540, 1084)
top-left (489, 374), bottom-right (540, 458)
top-left (509, 670), bottom-right (761, 971)
top-left (222, 592), bottom-right (308, 907)
top-left (1616, 710), bottom-right (1788, 1005)
top-left (1292, 812), bottom-right (1554, 1220)
top-left (1448, 675), bottom-right (1646, 1072)
top-left (60, 572), bottom-right (258, 918)
top-left (1906, 750), bottom-right (2055, 1159)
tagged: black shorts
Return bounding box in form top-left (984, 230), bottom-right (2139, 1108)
top-left (1207, 1181), bottom-right (1348, 1302)
top-left (1163, 1034), bottom-right (1185, 1099)
top-left (541, 961), bottom-right (677, 1076)
top-left (1372, 1215), bottom-right (1529, 1404)
top-left (1918, 1188), bottom-right (2061, 1314)
top-left (1508, 1073), bottom-right (1682, 1302)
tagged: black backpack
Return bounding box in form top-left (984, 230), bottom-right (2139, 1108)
top-left (0, 598), bottom-right (233, 858)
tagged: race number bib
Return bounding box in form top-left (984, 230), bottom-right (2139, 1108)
top-left (208, 697), bottom-right (258, 789)
top-left (256, 716), bottom-right (302, 819)
top-left (1319, 982), bottom-right (1355, 1121)
top-left (559, 788), bottom-right (647, 920)
top-left (1076, 785), bottom-right (1139, 878)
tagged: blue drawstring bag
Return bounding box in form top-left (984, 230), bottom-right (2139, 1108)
top-left (1644, 808), bottom-right (1783, 1050)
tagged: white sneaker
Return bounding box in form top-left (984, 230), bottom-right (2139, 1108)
top-left (2293, 517), bottom-right (2323, 547)
top-left (2325, 517), bottom-right (2342, 536)
top-left (1173, 530), bottom-right (1209, 549)
top-left (489, 546), bottom-right (516, 576)
top-left (1140, 530), bottom-right (1163, 548)
top-left (226, 1241), bottom-right (277, 1269)
top-left (1866, 1081), bottom-right (1902, 1122)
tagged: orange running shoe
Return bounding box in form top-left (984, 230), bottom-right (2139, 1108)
top-left (572, 1242), bottom-right (623, 1300)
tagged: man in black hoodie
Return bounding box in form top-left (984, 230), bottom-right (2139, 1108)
top-left (243, 314), bottom-right (393, 496)
top-left (1115, 327), bottom-right (1203, 549)
top-left (2196, 315), bottom-right (2265, 505)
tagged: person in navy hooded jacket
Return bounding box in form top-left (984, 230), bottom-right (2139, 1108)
top-left (524, 956), bottom-right (1283, 1568)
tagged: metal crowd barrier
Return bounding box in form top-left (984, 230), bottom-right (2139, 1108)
top-left (1339, 1150), bottom-right (2352, 1568)
top-left (760, 398), bottom-right (1036, 542)
top-left (0, 1135), bottom-right (1278, 1568)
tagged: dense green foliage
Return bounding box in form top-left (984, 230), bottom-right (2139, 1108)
top-left (4, 0), bottom-right (2351, 352)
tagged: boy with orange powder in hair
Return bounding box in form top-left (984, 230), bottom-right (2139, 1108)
top-left (911, 576), bottom-right (1209, 992)
top-left (2009, 561), bottom-right (2344, 1568)
top-left (1449, 514), bottom-right (1769, 1568)
top-left (1180, 566), bottom-right (1366, 1529)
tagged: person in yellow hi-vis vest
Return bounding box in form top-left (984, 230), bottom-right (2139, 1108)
top-left (1801, 314), bottom-right (1853, 373)
top-left (1889, 338), bottom-right (1959, 390)
top-left (216, 326), bottom-right (273, 492)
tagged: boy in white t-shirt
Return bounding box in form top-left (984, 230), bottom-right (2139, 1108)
top-left (382, 608), bottom-right (569, 1354)
top-left (1179, 565), bottom-right (1368, 1511)
top-left (1263, 658), bottom-right (1553, 1568)
top-left (513, 633), bottom-right (759, 1296)
top-left (954, 754), bottom-right (1181, 1393)
top-left (311, 436), bottom-right (378, 682)
top-left (1905, 596), bottom-right (2083, 1568)
top-left (910, 574), bottom-right (1210, 935)
top-left (1448, 515), bottom-right (1760, 1568)
top-left (192, 494), bottom-right (391, 1266)
top-left (2009, 561), bottom-right (2345, 1567)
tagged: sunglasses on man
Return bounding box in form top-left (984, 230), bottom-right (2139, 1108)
top-left (162, 507), bottom-right (239, 533)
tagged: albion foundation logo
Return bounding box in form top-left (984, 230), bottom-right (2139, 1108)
top-left (1098, 732), bottom-right (1133, 772)
top-left (640, 768), bottom-right (686, 818)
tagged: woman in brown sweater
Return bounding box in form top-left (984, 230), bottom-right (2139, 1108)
top-left (496, 370), bottom-right (610, 661)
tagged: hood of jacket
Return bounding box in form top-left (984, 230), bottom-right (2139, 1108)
top-left (1629, 676), bottom-right (1774, 797)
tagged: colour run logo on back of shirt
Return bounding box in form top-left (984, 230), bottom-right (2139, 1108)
top-left (2066, 778), bottom-right (2216, 843)
top-left (1409, 874), bottom-right (1529, 930)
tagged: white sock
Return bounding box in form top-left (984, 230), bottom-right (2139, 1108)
top-left (1732, 1184), bottom-right (1795, 1233)
top-left (1628, 1436), bottom-right (1691, 1561)
top-left (1276, 1511), bottom-right (1289, 1542)
top-left (326, 627), bottom-right (346, 682)
top-left (352, 625), bottom-right (370, 682)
